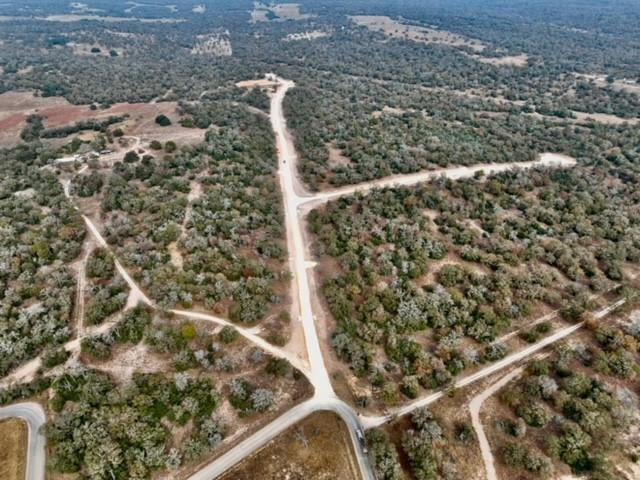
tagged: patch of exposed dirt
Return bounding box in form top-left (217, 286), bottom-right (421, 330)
top-left (327, 141), bottom-right (351, 168)
top-left (0, 90), bottom-right (207, 146)
top-left (474, 53), bottom-right (529, 67)
top-left (218, 411), bottom-right (361, 480)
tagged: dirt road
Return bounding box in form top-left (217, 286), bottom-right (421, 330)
top-left (470, 368), bottom-right (524, 480)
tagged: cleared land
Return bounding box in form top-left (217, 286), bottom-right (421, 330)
top-left (218, 411), bottom-right (361, 480)
top-left (474, 53), bottom-right (529, 66)
top-left (0, 90), bottom-right (205, 146)
top-left (0, 418), bottom-right (27, 480)
top-left (350, 15), bottom-right (486, 52)
top-left (250, 3), bottom-right (314, 23)
top-left (351, 15), bottom-right (530, 67)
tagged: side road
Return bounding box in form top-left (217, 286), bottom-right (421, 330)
top-left (470, 368), bottom-right (525, 480)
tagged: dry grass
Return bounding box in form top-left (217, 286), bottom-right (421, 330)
top-left (0, 90), bottom-right (207, 147)
top-left (576, 73), bottom-right (640, 95)
top-left (69, 42), bottom-right (123, 57)
top-left (350, 15), bottom-right (486, 52)
top-left (218, 411), bottom-right (361, 480)
top-left (250, 3), bottom-right (314, 23)
top-left (475, 53), bottom-right (529, 67)
top-left (0, 418), bottom-right (27, 480)
top-left (327, 141), bottom-right (351, 168)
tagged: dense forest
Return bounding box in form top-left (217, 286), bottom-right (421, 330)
top-left (0, 144), bottom-right (86, 376)
top-left (309, 154), bottom-right (640, 400)
top-left (0, 1), bottom-right (639, 478)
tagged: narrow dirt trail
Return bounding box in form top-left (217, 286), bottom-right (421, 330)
top-left (470, 367), bottom-right (524, 480)
top-left (305, 153), bottom-right (577, 206)
top-left (362, 297), bottom-right (625, 428)
top-left (73, 241), bottom-right (92, 338)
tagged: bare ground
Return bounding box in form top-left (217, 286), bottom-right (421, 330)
top-left (0, 90), bottom-right (207, 146)
top-left (218, 411), bottom-right (361, 480)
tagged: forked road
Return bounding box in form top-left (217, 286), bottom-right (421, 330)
top-left (470, 368), bottom-right (525, 480)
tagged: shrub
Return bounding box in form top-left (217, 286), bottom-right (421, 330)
top-left (155, 114), bottom-right (172, 126)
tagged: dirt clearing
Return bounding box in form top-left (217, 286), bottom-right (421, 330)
top-left (218, 411), bottom-right (361, 480)
top-left (474, 53), bottom-right (529, 66)
top-left (0, 418), bottom-right (27, 480)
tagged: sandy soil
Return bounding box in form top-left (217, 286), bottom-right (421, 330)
top-left (576, 73), bottom-right (640, 95)
top-left (327, 141), bottom-right (351, 167)
top-left (218, 411), bottom-right (361, 480)
top-left (0, 418), bottom-right (27, 480)
top-left (236, 77), bottom-right (279, 90)
top-left (86, 342), bottom-right (159, 384)
top-left (471, 367), bottom-right (524, 480)
top-left (572, 110), bottom-right (639, 125)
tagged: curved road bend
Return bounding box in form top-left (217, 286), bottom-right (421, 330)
top-left (81, 214), bottom-right (313, 373)
top-left (0, 402), bottom-right (46, 480)
top-left (188, 397), bottom-right (373, 480)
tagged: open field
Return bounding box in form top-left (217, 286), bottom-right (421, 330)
top-left (350, 15), bottom-right (486, 52)
top-left (0, 90), bottom-right (206, 146)
top-left (218, 411), bottom-right (361, 480)
top-left (576, 73), bottom-right (640, 95)
top-left (250, 3), bottom-right (314, 23)
top-left (68, 42), bottom-right (123, 57)
top-left (0, 418), bottom-right (27, 480)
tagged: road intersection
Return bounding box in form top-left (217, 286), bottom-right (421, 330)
top-left (1, 76), bottom-right (618, 480)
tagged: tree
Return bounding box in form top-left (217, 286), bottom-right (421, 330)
top-left (123, 150), bottom-right (139, 163)
top-left (366, 429), bottom-right (405, 480)
top-left (155, 114), bottom-right (172, 127)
